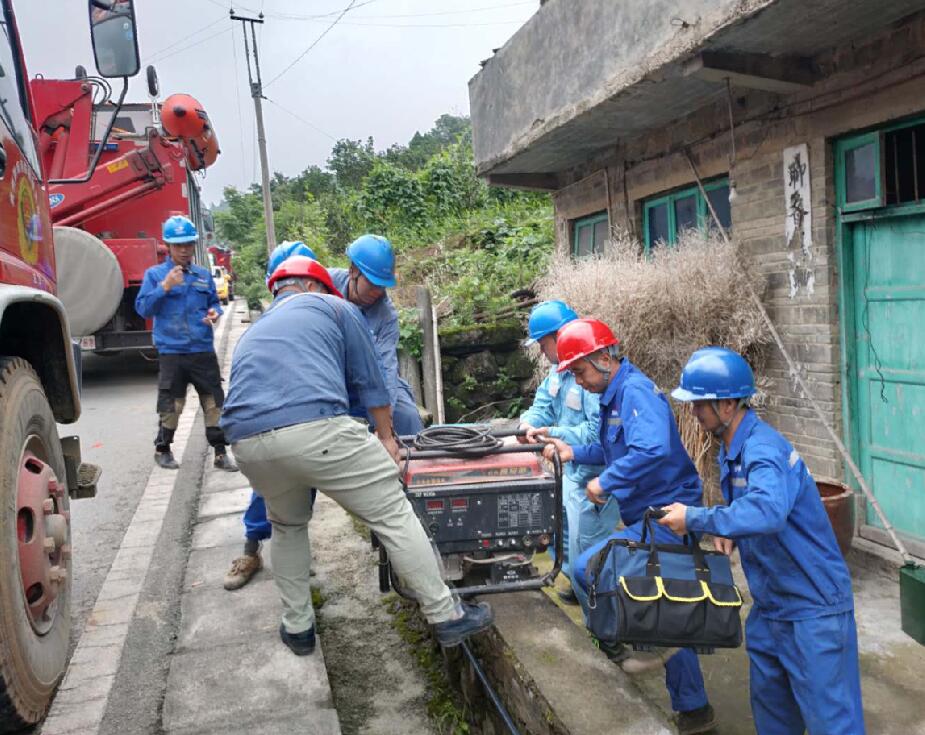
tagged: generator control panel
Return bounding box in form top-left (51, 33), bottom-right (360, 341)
top-left (404, 453), bottom-right (557, 555)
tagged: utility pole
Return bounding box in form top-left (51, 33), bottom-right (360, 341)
top-left (231, 10), bottom-right (276, 255)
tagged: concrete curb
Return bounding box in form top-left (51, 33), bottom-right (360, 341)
top-left (159, 302), bottom-right (341, 734)
top-left (41, 309), bottom-right (236, 735)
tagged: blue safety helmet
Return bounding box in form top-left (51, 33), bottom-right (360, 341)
top-left (266, 241), bottom-right (318, 284)
top-left (525, 300), bottom-right (579, 345)
top-left (671, 347), bottom-right (756, 402)
top-left (162, 215), bottom-right (198, 244)
top-left (346, 234), bottom-right (396, 288)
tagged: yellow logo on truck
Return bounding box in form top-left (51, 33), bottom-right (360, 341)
top-left (17, 176), bottom-right (39, 264)
top-left (106, 159), bottom-right (129, 174)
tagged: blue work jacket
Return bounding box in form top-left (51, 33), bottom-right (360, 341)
top-left (521, 366), bottom-right (602, 487)
top-left (686, 410), bottom-right (854, 620)
top-left (220, 292), bottom-right (390, 444)
top-left (135, 258), bottom-right (222, 354)
top-left (571, 359), bottom-right (702, 525)
top-left (330, 268), bottom-right (412, 405)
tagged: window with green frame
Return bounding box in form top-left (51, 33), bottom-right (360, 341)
top-left (572, 211), bottom-right (609, 257)
top-left (642, 178), bottom-right (731, 251)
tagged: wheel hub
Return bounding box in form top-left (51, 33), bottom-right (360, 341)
top-left (16, 447), bottom-right (67, 635)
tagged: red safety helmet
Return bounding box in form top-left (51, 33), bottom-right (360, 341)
top-left (267, 255), bottom-right (344, 298)
top-left (556, 318), bottom-right (619, 372)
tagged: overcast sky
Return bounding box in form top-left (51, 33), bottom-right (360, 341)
top-left (16, 0), bottom-right (536, 205)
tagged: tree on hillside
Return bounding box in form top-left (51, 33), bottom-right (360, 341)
top-left (327, 137), bottom-right (376, 189)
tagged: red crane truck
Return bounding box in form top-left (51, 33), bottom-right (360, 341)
top-left (0, 1), bottom-right (141, 729)
top-left (30, 76), bottom-right (221, 355)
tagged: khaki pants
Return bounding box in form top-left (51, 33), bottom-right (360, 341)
top-left (233, 416), bottom-right (457, 633)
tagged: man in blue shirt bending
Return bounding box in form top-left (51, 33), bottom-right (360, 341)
top-left (221, 255), bottom-right (492, 656)
top-left (135, 215), bottom-right (237, 472)
top-left (660, 347), bottom-right (864, 734)
top-left (541, 318), bottom-right (715, 735)
top-left (328, 234), bottom-right (423, 437)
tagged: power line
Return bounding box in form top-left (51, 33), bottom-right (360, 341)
top-left (263, 0), bottom-right (358, 89)
top-left (276, 0), bottom-right (534, 21)
top-left (325, 18), bottom-right (525, 28)
top-left (146, 14), bottom-right (226, 58)
top-left (230, 23), bottom-right (249, 181)
top-left (265, 97), bottom-right (335, 140)
top-left (149, 26), bottom-right (232, 63)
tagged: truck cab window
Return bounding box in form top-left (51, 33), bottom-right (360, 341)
top-left (0, 15), bottom-right (39, 172)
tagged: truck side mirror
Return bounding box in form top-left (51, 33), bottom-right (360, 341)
top-left (88, 0), bottom-right (141, 79)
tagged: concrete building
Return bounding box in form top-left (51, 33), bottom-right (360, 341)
top-left (469, 0), bottom-right (925, 558)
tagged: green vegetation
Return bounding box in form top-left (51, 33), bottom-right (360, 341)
top-left (212, 114), bottom-right (555, 328)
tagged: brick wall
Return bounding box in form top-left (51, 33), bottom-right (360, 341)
top-left (547, 10), bottom-right (925, 482)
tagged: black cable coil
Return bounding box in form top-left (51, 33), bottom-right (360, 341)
top-left (410, 424), bottom-right (502, 454)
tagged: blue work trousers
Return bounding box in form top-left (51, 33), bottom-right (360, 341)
top-left (747, 608), bottom-right (865, 734)
top-left (574, 519), bottom-right (710, 714)
top-left (554, 475), bottom-right (621, 580)
top-left (244, 489), bottom-right (317, 542)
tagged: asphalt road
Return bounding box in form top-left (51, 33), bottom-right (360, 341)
top-left (62, 351), bottom-right (160, 641)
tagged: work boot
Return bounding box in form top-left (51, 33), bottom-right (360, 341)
top-left (620, 646), bottom-right (680, 674)
top-left (675, 704), bottom-right (717, 735)
top-left (214, 452), bottom-right (239, 472)
top-left (223, 553), bottom-right (262, 590)
top-left (279, 623), bottom-right (316, 656)
top-left (434, 602), bottom-right (494, 647)
top-left (154, 450), bottom-right (179, 470)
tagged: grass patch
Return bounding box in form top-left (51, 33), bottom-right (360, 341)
top-left (385, 594), bottom-right (471, 735)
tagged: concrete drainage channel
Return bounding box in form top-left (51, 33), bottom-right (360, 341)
top-left (311, 496), bottom-right (673, 735)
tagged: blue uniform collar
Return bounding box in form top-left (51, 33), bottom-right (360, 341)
top-left (721, 408), bottom-right (758, 463)
top-left (600, 358), bottom-right (631, 408)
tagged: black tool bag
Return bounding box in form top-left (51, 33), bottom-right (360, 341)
top-left (584, 511), bottom-right (743, 651)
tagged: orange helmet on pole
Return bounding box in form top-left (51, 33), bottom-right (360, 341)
top-left (267, 255), bottom-right (343, 298)
top-left (556, 318), bottom-right (619, 372)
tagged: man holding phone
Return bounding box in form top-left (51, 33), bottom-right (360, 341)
top-left (135, 215), bottom-right (237, 471)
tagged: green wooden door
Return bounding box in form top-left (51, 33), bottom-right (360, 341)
top-left (850, 217), bottom-right (925, 545)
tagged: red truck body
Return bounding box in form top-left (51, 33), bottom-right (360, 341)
top-left (31, 82), bottom-right (216, 352)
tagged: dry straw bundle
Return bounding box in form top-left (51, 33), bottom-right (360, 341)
top-left (538, 228), bottom-right (771, 502)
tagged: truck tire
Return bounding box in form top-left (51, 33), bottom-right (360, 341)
top-left (0, 358), bottom-right (71, 732)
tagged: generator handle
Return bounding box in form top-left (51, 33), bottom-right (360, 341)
top-left (452, 449), bottom-right (564, 598)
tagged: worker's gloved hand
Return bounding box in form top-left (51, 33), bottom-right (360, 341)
top-left (203, 308), bottom-right (220, 325)
top-left (516, 423), bottom-right (534, 444)
top-left (585, 477), bottom-right (607, 506)
top-left (524, 426), bottom-right (550, 444)
top-left (712, 536), bottom-right (735, 556)
top-left (541, 436), bottom-right (573, 463)
top-left (162, 265), bottom-right (185, 292)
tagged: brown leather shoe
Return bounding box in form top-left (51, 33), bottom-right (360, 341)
top-left (223, 553), bottom-right (261, 590)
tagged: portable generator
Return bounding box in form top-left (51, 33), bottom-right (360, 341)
top-left (376, 425), bottom-right (564, 597)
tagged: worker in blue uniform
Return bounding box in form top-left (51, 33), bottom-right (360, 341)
top-left (661, 347), bottom-right (864, 735)
top-left (135, 215), bottom-right (238, 472)
top-left (328, 234), bottom-right (423, 438)
top-left (224, 242), bottom-right (326, 590)
top-left (225, 237), bottom-right (425, 590)
top-left (517, 301), bottom-right (617, 604)
top-left (541, 318), bottom-right (715, 735)
top-left (221, 254), bottom-right (493, 655)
